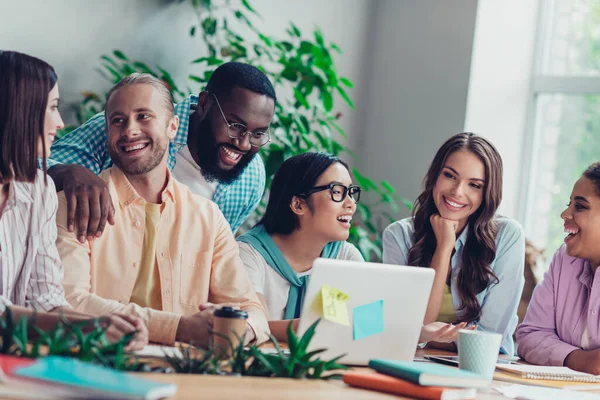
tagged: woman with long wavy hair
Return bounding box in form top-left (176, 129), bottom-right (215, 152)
top-left (383, 132), bottom-right (525, 355)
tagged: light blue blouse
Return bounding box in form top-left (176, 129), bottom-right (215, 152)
top-left (382, 216), bottom-right (525, 355)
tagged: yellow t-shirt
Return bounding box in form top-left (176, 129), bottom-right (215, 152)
top-left (131, 202), bottom-right (162, 309)
top-left (437, 284), bottom-right (457, 324)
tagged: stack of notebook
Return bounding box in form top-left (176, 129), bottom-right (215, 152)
top-left (343, 359), bottom-right (489, 400)
top-left (0, 355), bottom-right (176, 399)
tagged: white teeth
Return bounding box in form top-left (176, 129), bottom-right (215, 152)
top-left (337, 216), bottom-right (352, 223)
top-left (445, 197), bottom-right (466, 208)
top-left (124, 143), bottom-right (147, 152)
top-left (223, 147), bottom-right (241, 160)
top-left (564, 227), bottom-right (579, 235)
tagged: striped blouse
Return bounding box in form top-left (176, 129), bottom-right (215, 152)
top-left (0, 170), bottom-right (69, 312)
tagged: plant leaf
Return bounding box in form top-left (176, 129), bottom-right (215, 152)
top-left (113, 50), bottom-right (128, 61)
top-left (336, 86), bottom-right (354, 109)
top-left (340, 77), bottom-right (354, 88)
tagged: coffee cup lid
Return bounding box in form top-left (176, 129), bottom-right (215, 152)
top-left (214, 307), bottom-right (248, 319)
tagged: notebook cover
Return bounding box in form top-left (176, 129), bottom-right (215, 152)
top-left (344, 371), bottom-right (477, 400)
top-left (493, 371), bottom-right (600, 391)
top-left (0, 355), bottom-right (36, 377)
top-left (496, 365), bottom-right (600, 382)
top-left (14, 356), bottom-right (176, 400)
top-left (369, 359), bottom-right (489, 388)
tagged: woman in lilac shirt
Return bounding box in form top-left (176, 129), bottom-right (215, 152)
top-left (517, 162), bottom-right (600, 374)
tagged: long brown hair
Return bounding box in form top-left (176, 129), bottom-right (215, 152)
top-left (408, 132), bottom-right (503, 323)
top-left (0, 51), bottom-right (57, 182)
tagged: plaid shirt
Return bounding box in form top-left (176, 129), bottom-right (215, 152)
top-left (48, 95), bottom-right (265, 233)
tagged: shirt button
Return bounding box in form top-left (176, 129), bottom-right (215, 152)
top-left (160, 252), bottom-right (165, 258)
top-left (134, 220), bottom-right (141, 227)
top-left (124, 200), bottom-right (130, 206)
top-left (592, 310), bottom-right (597, 315)
top-left (164, 290), bottom-right (171, 296)
top-left (132, 262), bottom-right (137, 268)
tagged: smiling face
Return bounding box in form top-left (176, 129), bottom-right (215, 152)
top-left (295, 162), bottom-right (357, 242)
top-left (106, 83), bottom-right (178, 176)
top-left (191, 87), bottom-right (274, 183)
top-left (432, 150), bottom-right (485, 231)
top-left (560, 176), bottom-right (600, 267)
top-left (38, 83), bottom-right (64, 158)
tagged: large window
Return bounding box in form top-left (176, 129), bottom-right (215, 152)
top-left (525, 0), bottom-right (600, 259)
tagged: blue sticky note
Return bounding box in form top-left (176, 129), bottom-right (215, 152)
top-left (353, 300), bottom-right (384, 341)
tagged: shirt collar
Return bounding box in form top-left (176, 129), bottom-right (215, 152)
top-left (173, 94), bottom-right (198, 147)
top-left (576, 257), bottom-right (594, 289)
top-left (455, 223), bottom-right (470, 250)
top-left (110, 166), bottom-right (176, 208)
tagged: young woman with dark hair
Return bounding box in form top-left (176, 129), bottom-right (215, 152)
top-left (383, 133), bottom-right (525, 355)
top-left (0, 51), bottom-right (147, 349)
top-left (239, 152), bottom-right (467, 343)
top-left (237, 152), bottom-right (362, 340)
top-left (517, 162), bottom-right (600, 374)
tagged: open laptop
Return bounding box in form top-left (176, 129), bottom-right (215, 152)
top-left (296, 258), bottom-right (434, 366)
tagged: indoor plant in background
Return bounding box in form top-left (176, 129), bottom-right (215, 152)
top-left (61, 0), bottom-right (411, 261)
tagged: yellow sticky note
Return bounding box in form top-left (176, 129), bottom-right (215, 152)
top-left (321, 285), bottom-right (350, 326)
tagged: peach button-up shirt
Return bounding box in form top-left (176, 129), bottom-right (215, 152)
top-left (56, 167), bottom-right (269, 345)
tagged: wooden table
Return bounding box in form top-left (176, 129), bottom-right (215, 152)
top-left (136, 348), bottom-right (525, 399)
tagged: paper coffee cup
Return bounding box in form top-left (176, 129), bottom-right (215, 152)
top-left (212, 307), bottom-right (248, 358)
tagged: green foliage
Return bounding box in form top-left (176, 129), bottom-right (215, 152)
top-left (0, 309), bottom-right (149, 371)
top-left (163, 319), bottom-right (348, 379)
top-left (62, 0), bottom-right (411, 260)
top-left (0, 310), bottom-right (345, 379)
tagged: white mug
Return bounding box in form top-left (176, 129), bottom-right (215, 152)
top-left (457, 329), bottom-right (502, 380)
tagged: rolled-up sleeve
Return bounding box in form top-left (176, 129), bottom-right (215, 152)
top-left (516, 249), bottom-right (580, 366)
top-left (47, 112), bottom-right (111, 174)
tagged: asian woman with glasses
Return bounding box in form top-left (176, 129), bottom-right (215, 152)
top-left (237, 152), bottom-right (362, 340)
top-left (238, 152), bottom-right (465, 343)
top-left (383, 133), bottom-right (525, 355)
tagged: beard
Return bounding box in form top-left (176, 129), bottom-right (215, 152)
top-left (193, 117), bottom-right (255, 184)
top-left (109, 136), bottom-right (168, 176)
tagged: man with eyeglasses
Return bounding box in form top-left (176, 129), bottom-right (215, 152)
top-left (48, 62), bottom-right (275, 239)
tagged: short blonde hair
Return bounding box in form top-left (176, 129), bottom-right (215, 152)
top-left (104, 73), bottom-right (174, 118)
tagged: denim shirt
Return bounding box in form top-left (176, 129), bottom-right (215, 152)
top-left (382, 215), bottom-right (525, 355)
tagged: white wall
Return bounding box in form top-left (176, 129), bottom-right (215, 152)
top-left (357, 0), bottom-right (479, 224)
top-left (464, 0), bottom-right (540, 221)
top-left (0, 0), bottom-right (370, 150)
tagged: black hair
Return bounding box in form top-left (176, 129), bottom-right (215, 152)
top-left (0, 51), bottom-right (57, 182)
top-left (259, 152), bottom-right (348, 235)
top-left (583, 162), bottom-right (600, 196)
top-left (206, 62), bottom-right (276, 102)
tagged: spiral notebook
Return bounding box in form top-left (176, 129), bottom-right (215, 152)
top-left (496, 365), bottom-right (600, 382)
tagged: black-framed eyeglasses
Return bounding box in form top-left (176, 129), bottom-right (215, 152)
top-left (210, 93), bottom-right (271, 147)
top-left (299, 183), bottom-right (361, 204)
